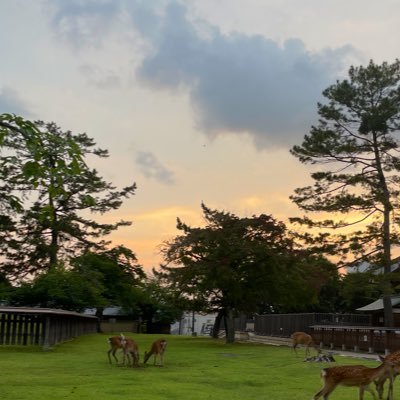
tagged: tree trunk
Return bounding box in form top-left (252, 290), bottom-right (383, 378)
top-left (212, 309), bottom-right (224, 339)
top-left (95, 307), bottom-right (103, 333)
top-left (224, 307), bottom-right (235, 344)
top-left (373, 131), bottom-right (394, 327)
top-left (382, 203), bottom-right (394, 327)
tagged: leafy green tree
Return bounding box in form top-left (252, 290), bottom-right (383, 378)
top-left (138, 274), bottom-right (184, 333)
top-left (339, 271), bottom-right (382, 312)
top-left (7, 246), bottom-right (146, 316)
top-left (0, 120), bottom-right (136, 278)
top-left (0, 114), bottom-right (50, 270)
top-left (7, 265), bottom-right (103, 312)
top-left (290, 60), bottom-right (400, 326)
top-left (160, 203), bottom-right (334, 343)
top-left (70, 247), bottom-right (146, 317)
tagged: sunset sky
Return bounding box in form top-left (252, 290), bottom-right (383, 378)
top-left (1, 0), bottom-right (399, 272)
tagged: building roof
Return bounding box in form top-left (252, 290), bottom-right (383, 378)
top-left (84, 306), bottom-right (129, 316)
top-left (0, 306), bottom-right (97, 318)
top-left (356, 296), bottom-right (400, 311)
top-left (347, 257), bottom-right (400, 274)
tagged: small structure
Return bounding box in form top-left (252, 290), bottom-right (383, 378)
top-left (0, 306), bottom-right (97, 350)
top-left (171, 312), bottom-right (217, 336)
top-left (84, 307), bottom-right (139, 333)
top-left (356, 295), bottom-right (400, 326)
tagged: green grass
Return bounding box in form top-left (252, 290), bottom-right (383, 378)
top-left (0, 334), bottom-right (395, 399)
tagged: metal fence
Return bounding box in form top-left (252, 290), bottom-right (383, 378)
top-left (254, 313), bottom-right (372, 337)
top-left (0, 307), bottom-right (98, 350)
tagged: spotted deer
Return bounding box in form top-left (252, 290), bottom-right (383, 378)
top-left (375, 351), bottom-right (400, 400)
top-left (291, 331), bottom-right (317, 357)
top-left (313, 360), bottom-right (396, 400)
top-left (107, 334), bottom-right (126, 364)
top-left (107, 334), bottom-right (139, 367)
top-left (143, 338), bottom-right (167, 366)
top-left (123, 337), bottom-right (140, 367)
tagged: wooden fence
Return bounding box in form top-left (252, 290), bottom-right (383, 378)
top-left (0, 307), bottom-right (98, 350)
top-left (254, 313), bottom-right (372, 337)
top-left (311, 325), bottom-right (400, 354)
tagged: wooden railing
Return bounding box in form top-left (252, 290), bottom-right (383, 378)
top-left (311, 325), bottom-right (400, 354)
top-left (254, 313), bottom-right (372, 337)
top-left (0, 307), bottom-right (98, 350)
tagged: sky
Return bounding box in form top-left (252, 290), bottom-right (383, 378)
top-left (1, 0), bottom-right (399, 272)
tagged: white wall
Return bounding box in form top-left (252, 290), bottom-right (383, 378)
top-left (171, 312), bottom-right (217, 336)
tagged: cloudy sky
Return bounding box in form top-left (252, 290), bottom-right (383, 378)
top-left (1, 0), bottom-right (398, 271)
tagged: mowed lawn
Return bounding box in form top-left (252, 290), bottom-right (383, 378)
top-left (0, 333), bottom-right (396, 400)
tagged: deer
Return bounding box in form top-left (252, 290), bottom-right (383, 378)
top-left (107, 334), bottom-right (126, 364)
top-left (107, 334), bottom-right (140, 367)
top-left (123, 337), bottom-right (140, 367)
top-left (143, 338), bottom-right (167, 366)
top-left (291, 331), bottom-right (317, 357)
top-left (313, 360), bottom-right (396, 400)
top-left (374, 351), bottom-right (400, 400)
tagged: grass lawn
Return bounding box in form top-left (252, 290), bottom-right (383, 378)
top-left (0, 333), bottom-right (395, 400)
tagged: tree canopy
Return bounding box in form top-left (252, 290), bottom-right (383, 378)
top-left (0, 116), bottom-right (136, 279)
top-left (159, 203), bottom-right (337, 342)
top-left (291, 60), bottom-right (400, 325)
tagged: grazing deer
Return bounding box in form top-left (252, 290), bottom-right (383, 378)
top-left (107, 334), bottom-right (139, 367)
top-left (313, 360), bottom-right (396, 400)
top-left (291, 331), bottom-right (316, 357)
top-left (143, 338), bottom-right (167, 366)
top-left (123, 337), bottom-right (140, 367)
top-left (107, 334), bottom-right (126, 364)
top-left (375, 352), bottom-right (400, 400)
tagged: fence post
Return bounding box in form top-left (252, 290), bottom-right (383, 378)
top-left (43, 316), bottom-right (51, 351)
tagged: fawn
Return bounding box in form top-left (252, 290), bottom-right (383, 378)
top-left (143, 338), bottom-right (167, 366)
top-left (291, 331), bottom-right (317, 357)
top-left (107, 334), bottom-right (126, 364)
top-left (107, 334), bottom-right (139, 367)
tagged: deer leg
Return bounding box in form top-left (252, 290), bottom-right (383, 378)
top-left (313, 380), bottom-right (337, 400)
top-left (124, 351), bottom-right (130, 367)
top-left (386, 375), bottom-right (394, 400)
top-left (108, 348), bottom-right (119, 364)
top-left (374, 378), bottom-right (385, 400)
top-left (313, 386), bottom-right (334, 400)
top-left (359, 384), bottom-right (377, 400)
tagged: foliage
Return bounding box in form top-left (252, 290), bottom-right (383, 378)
top-left (159, 203), bottom-right (337, 342)
top-left (290, 60), bottom-right (400, 325)
top-left (0, 117), bottom-right (136, 279)
top-left (7, 247), bottom-right (146, 313)
top-left (70, 247), bottom-right (146, 313)
top-left (0, 114), bottom-right (44, 273)
top-left (0, 334), bottom-right (391, 400)
top-left (6, 265), bottom-right (103, 311)
top-left (340, 271), bottom-right (383, 312)
top-left (139, 274), bottom-right (184, 328)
